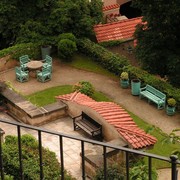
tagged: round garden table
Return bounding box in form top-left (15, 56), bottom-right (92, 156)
top-left (26, 61), bottom-right (43, 77)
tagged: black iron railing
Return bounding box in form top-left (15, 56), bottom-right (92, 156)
top-left (0, 119), bottom-right (179, 180)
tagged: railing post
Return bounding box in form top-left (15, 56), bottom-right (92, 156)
top-left (81, 141), bottom-right (86, 180)
top-left (126, 152), bottom-right (129, 180)
top-left (170, 155), bottom-right (178, 180)
top-left (59, 136), bottom-right (64, 180)
top-left (17, 125), bottom-right (24, 180)
top-left (38, 131), bottom-right (44, 180)
top-left (0, 128), bottom-right (4, 180)
top-left (103, 146), bottom-right (107, 180)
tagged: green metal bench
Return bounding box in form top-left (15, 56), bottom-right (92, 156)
top-left (139, 84), bottom-right (166, 109)
top-left (37, 67), bottom-right (52, 83)
top-left (15, 66), bottom-right (29, 83)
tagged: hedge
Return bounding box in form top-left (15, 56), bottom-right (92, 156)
top-left (0, 43), bottom-right (41, 61)
top-left (77, 38), bottom-right (129, 75)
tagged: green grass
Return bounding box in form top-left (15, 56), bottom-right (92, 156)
top-left (65, 53), bottom-right (118, 80)
top-left (26, 85), bottom-right (112, 106)
top-left (26, 85), bottom-right (73, 107)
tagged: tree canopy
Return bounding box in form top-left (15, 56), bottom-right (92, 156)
top-left (0, 0), bottom-right (103, 49)
top-left (133, 0), bottom-right (180, 87)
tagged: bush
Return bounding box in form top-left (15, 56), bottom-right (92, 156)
top-left (58, 39), bottom-right (77, 60)
top-left (130, 161), bottom-right (157, 180)
top-left (77, 38), bottom-right (129, 75)
top-left (2, 134), bottom-right (74, 180)
top-left (94, 164), bottom-right (125, 180)
top-left (72, 81), bottom-right (94, 97)
top-left (167, 98), bottom-right (176, 107)
top-left (57, 33), bottom-right (77, 43)
top-left (0, 43), bottom-right (41, 60)
top-left (120, 72), bottom-right (129, 80)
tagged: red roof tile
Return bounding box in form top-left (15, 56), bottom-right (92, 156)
top-left (103, 4), bottom-right (120, 11)
top-left (56, 92), bottom-right (157, 149)
top-left (94, 17), bottom-right (142, 43)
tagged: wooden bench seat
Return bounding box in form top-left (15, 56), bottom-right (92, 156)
top-left (73, 111), bottom-right (103, 141)
top-left (139, 84), bottom-right (166, 109)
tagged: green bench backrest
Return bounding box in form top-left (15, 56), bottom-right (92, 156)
top-left (146, 85), bottom-right (166, 99)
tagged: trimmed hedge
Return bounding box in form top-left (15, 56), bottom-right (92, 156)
top-left (77, 38), bottom-right (129, 75)
top-left (0, 43), bottom-right (41, 61)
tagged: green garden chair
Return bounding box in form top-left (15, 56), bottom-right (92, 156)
top-left (15, 66), bottom-right (29, 82)
top-left (19, 55), bottom-right (30, 70)
top-left (37, 67), bottom-right (52, 83)
top-left (42, 55), bottom-right (52, 72)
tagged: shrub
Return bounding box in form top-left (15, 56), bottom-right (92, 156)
top-left (0, 43), bottom-right (41, 60)
top-left (94, 164), bottom-right (125, 180)
top-left (72, 81), bottom-right (94, 97)
top-left (167, 98), bottom-right (176, 107)
top-left (57, 33), bottom-right (77, 43)
top-left (130, 161), bottom-right (157, 180)
top-left (77, 38), bottom-right (129, 75)
top-left (120, 72), bottom-right (129, 80)
top-left (2, 134), bottom-right (74, 180)
top-left (58, 39), bottom-right (77, 60)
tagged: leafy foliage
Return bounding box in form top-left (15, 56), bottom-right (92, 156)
top-left (77, 38), bottom-right (129, 75)
top-left (2, 134), bottom-right (74, 180)
top-left (94, 164), bottom-right (125, 180)
top-left (130, 161), bottom-right (157, 180)
top-left (133, 0), bottom-right (180, 87)
top-left (0, 0), bottom-right (103, 49)
top-left (57, 33), bottom-right (77, 60)
top-left (72, 81), bottom-right (94, 97)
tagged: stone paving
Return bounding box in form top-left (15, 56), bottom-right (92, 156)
top-left (0, 59), bottom-right (179, 179)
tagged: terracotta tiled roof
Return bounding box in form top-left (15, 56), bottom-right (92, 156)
top-left (103, 3), bottom-right (120, 11)
top-left (94, 17), bottom-right (142, 43)
top-left (56, 92), bottom-right (157, 149)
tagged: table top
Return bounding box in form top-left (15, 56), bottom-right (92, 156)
top-left (26, 61), bottom-right (43, 70)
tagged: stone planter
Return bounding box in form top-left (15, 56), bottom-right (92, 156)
top-left (120, 79), bottom-right (129, 89)
top-left (131, 79), bottom-right (141, 96)
top-left (166, 106), bottom-right (176, 116)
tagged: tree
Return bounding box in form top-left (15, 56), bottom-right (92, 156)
top-left (133, 0), bottom-right (180, 87)
top-left (0, 0), bottom-right (103, 49)
top-left (0, 0), bottom-right (57, 48)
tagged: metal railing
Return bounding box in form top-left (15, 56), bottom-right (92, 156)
top-left (0, 119), bottom-right (179, 180)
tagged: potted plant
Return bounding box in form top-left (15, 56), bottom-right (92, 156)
top-left (120, 72), bottom-right (129, 88)
top-left (166, 98), bottom-right (176, 116)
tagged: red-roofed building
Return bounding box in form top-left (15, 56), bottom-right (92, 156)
top-left (56, 92), bottom-right (157, 149)
top-left (94, 16), bottom-right (142, 43)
